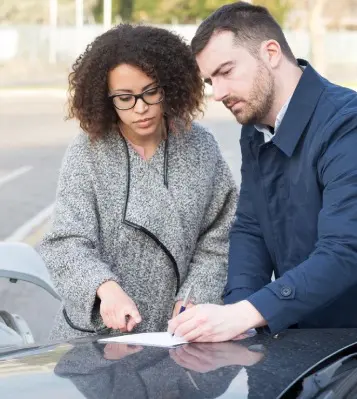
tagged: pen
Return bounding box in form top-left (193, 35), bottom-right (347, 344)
top-left (172, 285), bottom-right (194, 336)
top-left (178, 285), bottom-right (194, 315)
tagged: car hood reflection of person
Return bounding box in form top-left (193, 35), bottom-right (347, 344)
top-left (54, 340), bottom-right (264, 399)
top-left (4, 329), bottom-right (357, 398)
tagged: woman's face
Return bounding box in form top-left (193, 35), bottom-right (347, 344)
top-left (108, 64), bottom-right (165, 139)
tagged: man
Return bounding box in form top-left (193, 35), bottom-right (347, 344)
top-left (168, 1), bottom-right (357, 342)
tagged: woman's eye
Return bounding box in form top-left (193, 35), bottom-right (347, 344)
top-left (146, 88), bottom-right (159, 95)
top-left (119, 96), bottom-right (132, 102)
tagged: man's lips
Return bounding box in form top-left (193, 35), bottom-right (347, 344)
top-left (223, 98), bottom-right (242, 109)
top-left (224, 100), bottom-right (242, 111)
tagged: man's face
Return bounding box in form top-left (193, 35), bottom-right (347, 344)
top-left (196, 31), bottom-right (275, 125)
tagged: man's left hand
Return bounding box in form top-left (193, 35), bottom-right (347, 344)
top-left (168, 300), bottom-right (266, 342)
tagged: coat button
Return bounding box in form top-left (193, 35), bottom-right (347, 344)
top-left (281, 287), bottom-right (292, 297)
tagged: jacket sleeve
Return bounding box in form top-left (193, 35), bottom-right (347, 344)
top-left (223, 143), bottom-right (274, 305)
top-left (39, 134), bottom-right (120, 330)
top-left (247, 114), bottom-right (357, 335)
top-left (176, 143), bottom-right (237, 305)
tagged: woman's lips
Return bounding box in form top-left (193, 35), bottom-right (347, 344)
top-left (135, 117), bottom-right (155, 128)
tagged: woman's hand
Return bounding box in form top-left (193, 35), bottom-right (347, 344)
top-left (104, 343), bottom-right (143, 360)
top-left (97, 281), bottom-right (142, 333)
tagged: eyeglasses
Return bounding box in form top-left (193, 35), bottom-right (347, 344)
top-left (109, 86), bottom-right (164, 110)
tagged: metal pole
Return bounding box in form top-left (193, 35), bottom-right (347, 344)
top-left (103, 0), bottom-right (112, 31)
top-left (75, 0), bottom-right (84, 28)
top-left (49, 0), bottom-right (58, 64)
top-left (75, 0), bottom-right (84, 54)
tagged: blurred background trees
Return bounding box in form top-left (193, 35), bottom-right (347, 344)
top-left (1, 0), bottom-right (357, 85)
top-left (1, 0), bottom-right (356, 29)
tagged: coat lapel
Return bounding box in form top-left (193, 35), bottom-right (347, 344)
top-left (121, 138), bottom-right (186, 294)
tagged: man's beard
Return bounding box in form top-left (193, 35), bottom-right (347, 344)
top-left (223, 62), bottom-right (275, 125)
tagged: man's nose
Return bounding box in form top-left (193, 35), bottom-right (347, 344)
top-left (212, 82), bottom-right (229, 102)
top-left (134, 98), bottom-right (148, 113)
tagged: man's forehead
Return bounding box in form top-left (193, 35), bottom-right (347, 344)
top-left (195, 31), bottom-right (238, 76)
top-left (204, 30), bottom-right (236, 52)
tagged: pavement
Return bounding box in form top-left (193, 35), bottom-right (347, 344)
top-left (0, 90), bottom-right (242, 343)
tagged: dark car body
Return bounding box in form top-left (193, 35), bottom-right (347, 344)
top-left (1, 329), bottom-right (357, 399)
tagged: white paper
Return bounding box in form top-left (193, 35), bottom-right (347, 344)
top-left (97, 332), bottom-right (188, 348)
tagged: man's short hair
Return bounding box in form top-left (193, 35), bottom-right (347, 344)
top-left (191, 1), bottom-right (296, 63)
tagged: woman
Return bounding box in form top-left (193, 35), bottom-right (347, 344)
top-left (39, 24), bottom-right (237, 341)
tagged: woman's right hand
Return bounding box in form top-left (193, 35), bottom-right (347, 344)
top-left (97, 280), bottom-right (142, 333)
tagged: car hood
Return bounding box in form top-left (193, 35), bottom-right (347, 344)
top-left (1, 329), bottom-right (357, 399)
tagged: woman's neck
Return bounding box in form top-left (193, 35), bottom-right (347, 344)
top-left (119, 120), bottom-right (167, 159)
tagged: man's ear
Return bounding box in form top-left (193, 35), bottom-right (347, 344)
top-left (260, 40), bottom-right (282, 69)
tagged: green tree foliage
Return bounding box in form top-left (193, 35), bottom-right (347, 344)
top-left (93, 0), bottom-right (134, 23)
top-left (252, 0), bottom-right (293, 27)
top-left (148, 0), bottom-right (237, 24)
top-left (120, 0), bottom-right (134, 21)
top-left (92, 0), bottom-right (116, 22)
top-left (133, 0), bottom-right (159, 22)
top-left (92, 0), bottom-right (293, 25)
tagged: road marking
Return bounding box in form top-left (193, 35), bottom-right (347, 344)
top-left (0, 166), bottom-right (33, 189)
top-left (5, 203), bottom-right (54, 243)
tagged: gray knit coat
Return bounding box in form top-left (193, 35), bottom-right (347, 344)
top-left (39, 122), bottom-right (237, 341)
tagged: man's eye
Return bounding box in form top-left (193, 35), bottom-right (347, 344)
top-left (222, 69), bottom-right (232, 76)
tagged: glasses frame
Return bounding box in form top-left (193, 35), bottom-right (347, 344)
top-left (109, 85), bottom-right (165, 111)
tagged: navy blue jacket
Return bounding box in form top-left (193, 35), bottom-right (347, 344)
top-left (224, 60), bottom-right (357, 335)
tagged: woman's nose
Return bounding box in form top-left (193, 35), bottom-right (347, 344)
top-left (134, 98), bottom-right (148, 113)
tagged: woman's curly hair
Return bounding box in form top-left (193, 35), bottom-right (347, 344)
top-left (67, 24), bottom-right (205, 140)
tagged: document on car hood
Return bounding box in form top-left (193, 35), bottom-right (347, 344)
top-left (97, 332), bottom-right (188, 348)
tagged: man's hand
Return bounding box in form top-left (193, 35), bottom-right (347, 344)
top-left (168, 300), bottom-right (266, 342)
top-left (169, 342), bottom-right (264, 373)
top-left (97, 281), bottom-right (142, 333)
top-left (172, 300), bottom-right (194, 318)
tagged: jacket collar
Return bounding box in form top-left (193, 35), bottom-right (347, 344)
top-left (246, 59), bottom-right (326, 157)
top-left (270, 59), bottom-right (325, 157)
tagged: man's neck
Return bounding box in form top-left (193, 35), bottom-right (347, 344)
top-left (262, 63), bottom-right (303, 127)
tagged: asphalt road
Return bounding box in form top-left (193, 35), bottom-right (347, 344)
top-left (0, 91), bottom-right (242, 343)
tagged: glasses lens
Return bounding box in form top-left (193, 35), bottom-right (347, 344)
top-left (112, 87), bottom-right (164, 110)
top-left (143, 87), bottom-right (164, 105)
top-left (113, 95), bottom-right (135, 110)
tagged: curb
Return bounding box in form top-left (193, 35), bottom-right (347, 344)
top-left (23, 220), bottom-right (51, 247)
